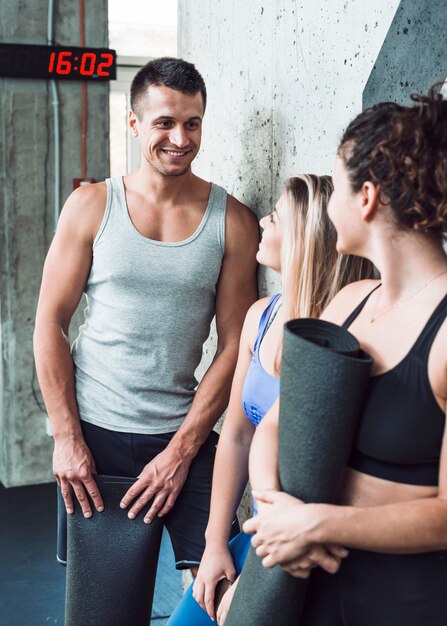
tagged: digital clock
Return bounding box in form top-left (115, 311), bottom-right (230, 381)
top-left (0, 43), bottom-right (116, 81)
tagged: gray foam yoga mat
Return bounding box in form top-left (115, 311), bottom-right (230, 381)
top-left (226, 319), bottom-right (373, 626)
top-left (65, 474), bottom-right (163, 626)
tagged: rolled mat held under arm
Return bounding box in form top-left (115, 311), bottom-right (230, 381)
top-left (65, 474), bottom-right (163, 626)
top-left (225, 319), bottom-right (373, 626)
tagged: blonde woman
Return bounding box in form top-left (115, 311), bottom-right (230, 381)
top-left (167, 175), bottom-right (373, 626)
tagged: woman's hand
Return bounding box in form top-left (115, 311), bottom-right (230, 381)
top-left (243, 490), bottom-right (348, 572)
top-left (192, 544), bottom-right (236, 621)
top-left (216, 576), bottom-right (239, 625)
top-left (279, 543), bottom-right (348, 578)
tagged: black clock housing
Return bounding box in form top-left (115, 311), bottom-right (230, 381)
top-left (0, 42), bottom-right (116, 80)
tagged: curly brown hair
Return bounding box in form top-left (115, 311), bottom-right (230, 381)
top-left (339, 86), bottom-right (447, 235)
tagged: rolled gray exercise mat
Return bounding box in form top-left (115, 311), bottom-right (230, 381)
top-left (65, 474), bottom-right (164, 626)
top-left (225, 318), bottom-right (373, 626)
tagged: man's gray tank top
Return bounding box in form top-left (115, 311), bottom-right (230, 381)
top-left (72, 176), bottom-right (227, 434)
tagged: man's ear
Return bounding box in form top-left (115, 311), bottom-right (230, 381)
top-left (360, 181), bottom-right (380, 222)
top-left (129, 109), bottom-right (139, 137)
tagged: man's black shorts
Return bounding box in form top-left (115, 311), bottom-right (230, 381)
top-left (57, 421), bottom-right (239, 569)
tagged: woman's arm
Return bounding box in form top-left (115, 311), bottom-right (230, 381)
top-left (246, 287), bottom-right (447, 572)
top-left (203, 300), bottom-right (271, 546)
top-left (192, 298), bottom-right (269, 619)
top-left (249, 280), bottom-right (380, 498)
top-left (249, 398), bottom-right (280, 495)
top-left (245, 403), bottom-right (447, 569)
top-left (248, 398), bottom-right (348, 576)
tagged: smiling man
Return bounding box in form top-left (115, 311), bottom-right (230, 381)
top-left (33, 57), bottom-right (258, 614)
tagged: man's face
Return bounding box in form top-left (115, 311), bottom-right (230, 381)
top-left (130, 85), bottom-right (204, 177)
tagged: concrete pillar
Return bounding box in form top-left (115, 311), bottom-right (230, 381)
top-left (0, 0), bottom-right (110, 487)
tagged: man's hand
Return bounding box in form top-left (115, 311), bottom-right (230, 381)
top-left (243, 490), bottom-right (348, 574)
top-left (192, 544), bottom-right (236, 621)
top-left (119, 445), bottom-right (190, 523)
top-left (53, 435), bottom-right (103, 518)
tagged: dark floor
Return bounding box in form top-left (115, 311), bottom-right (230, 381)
top-left (0, 481), bottom-right (182, 626)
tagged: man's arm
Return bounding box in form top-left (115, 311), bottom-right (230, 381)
top-left (33, 183), bottom-right (106, 517)
top-left (120, 195), bottom-right (259, 522)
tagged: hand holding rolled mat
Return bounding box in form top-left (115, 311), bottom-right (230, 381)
top-left (225, 319), bottom-right (373, 626)
top-left (245, 489), bottom-right (348, 573)
top-left (65, 474), bottom-right (164, 626)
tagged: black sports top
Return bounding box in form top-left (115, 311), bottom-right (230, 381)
top-left (343, 286), bottom-right (447, 486)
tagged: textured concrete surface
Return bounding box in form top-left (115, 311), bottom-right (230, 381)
top-left (179, 0), bottom-right (400, 303)
top-left (2, 0), bottom-right (445, 491)
top-left (178, 0), bottom-right (447, 522)
top-left (0, 0), bottom-right (110, 486)
top-left (364, 0), bottom-right (447, 107)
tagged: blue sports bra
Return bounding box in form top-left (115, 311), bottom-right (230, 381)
top-left (242, 295), bottom-right (281, 427)
top-left (343, 285), bottom-right (447, 486)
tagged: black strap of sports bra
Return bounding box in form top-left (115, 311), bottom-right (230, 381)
top-left (410, 292), bottom-right (447, 362)
top-left (342, 286), bottom-right (447, 362)
top-left (342, 284), bottom-right (382, 329)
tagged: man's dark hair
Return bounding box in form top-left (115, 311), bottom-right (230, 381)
top-left (130, 57), bottom-right (207, 118)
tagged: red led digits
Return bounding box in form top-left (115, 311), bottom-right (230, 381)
top-left (97, 53), bottom-right (114, 76)
top-left (47, 50), bottom-right (72, 75)
top-left (79, 52), bottom-right (96, 76)
top-left (48, 51), bottom-right (56, 73)
top-left (47, 50), bottom-right (113, 78)
top-left (56, 51), bottom-right (72, 75)
top-left (0, 43), bottom-right (116, 80)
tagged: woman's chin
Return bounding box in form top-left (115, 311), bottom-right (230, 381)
top-left (256, 251), bottom-right (279, 272)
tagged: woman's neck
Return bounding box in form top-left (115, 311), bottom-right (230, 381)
top-left (369, 229), bottom-right (447, 301)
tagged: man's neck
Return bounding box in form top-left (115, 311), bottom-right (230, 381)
top-left (126, 166), bottom-right (197, 205)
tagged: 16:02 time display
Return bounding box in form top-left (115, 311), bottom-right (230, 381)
top-left (0, 43), bottom-right (116, 81)
top-left (48, 50), bottom-right (114, 77)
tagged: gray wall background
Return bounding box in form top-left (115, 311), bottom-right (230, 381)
top-left (179, 0), bottom-right (401, 305)
top-left (180, 0), bottom-right (447, 520)
top-left (1, 0), bottom-right (446, 488)
top-left (0, 0), bottom-right (110, 487)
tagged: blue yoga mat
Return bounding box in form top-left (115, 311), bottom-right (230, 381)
top-left (166, 531), bottom-right (251, 625)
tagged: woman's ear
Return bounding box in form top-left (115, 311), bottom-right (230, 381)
top-left (360, 181), bottom-right (380, 222)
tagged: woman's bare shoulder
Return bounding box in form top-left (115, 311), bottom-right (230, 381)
top-left (320, 279), bottom-right (380, 325)
top-left (242, 295), bottom-right (278, 349)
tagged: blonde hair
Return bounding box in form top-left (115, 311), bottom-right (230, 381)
top-left (275, 174), bottom-right (374, 372)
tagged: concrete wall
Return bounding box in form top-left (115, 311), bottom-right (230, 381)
top-left (179, 0), bottom-right (447, 519)
top-left (2, 0), bottom-right (445, 489)
top-left (0, 0), bottom-right (110, 487)
top-left (179, 0), bottom-right (400, 301)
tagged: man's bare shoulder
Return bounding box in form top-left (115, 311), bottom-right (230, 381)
top-left (226, 193), bottom-right (258, 231)
top-left (58, 181), bottom-right (108, 242)
top-left (320, 279), bottom-right (380, 325)
top-left (223, 194), bottom-right (259, 267)
top-left (191, 175), bottom-right (257, 231)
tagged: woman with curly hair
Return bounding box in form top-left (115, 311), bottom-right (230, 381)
top-left (246, 87), bottom-right (447, 625)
